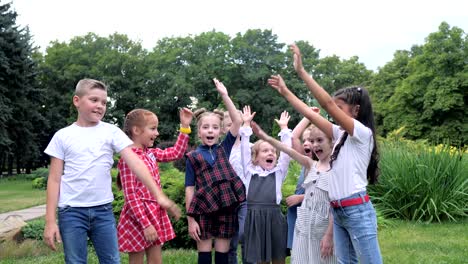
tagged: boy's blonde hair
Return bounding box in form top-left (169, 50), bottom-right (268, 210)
top-left (75, 79), bottom-right (107, 97)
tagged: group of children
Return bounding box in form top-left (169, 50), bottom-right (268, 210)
top-left (43, 44), bottom-right (382, 264)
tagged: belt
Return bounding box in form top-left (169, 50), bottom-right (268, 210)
top-left (330, 194), bottom-right (369, 208)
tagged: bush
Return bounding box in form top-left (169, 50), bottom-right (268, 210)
top-left (21, 218), bottom-right (45, 241)
top-left (30, 168), bottom-right (49, 190)
top-left (368, 140), bottom-right (467, 222)
top-left (32, 177), bottom-right (46, 190)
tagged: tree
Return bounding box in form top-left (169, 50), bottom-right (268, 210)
top-left (0, 2), bottom-right (44, 174)
top-left (377, 22), bottom-right (467, 145)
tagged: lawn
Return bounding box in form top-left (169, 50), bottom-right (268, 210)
top-left (1, 219), bottom-right (467, 263)
top-left (0, 179), bottom-right (46, 213)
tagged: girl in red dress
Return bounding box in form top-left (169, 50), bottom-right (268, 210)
top-left (117, 107), bottom-right (192, 264)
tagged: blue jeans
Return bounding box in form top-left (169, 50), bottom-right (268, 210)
top-left (228, 202), bottom-right (252, 264)
top-left (331, 192), bottom-right (382, 264)
top-left (58, 203), bottom-right (120, 264)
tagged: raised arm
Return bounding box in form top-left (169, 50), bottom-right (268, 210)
top-left (268, 74), bottom-right (333, 139)
top-left (252, 122), bottom-right (312, 170)
top-left (290, 44), bottom-right (354, 135)
top-left (213, 78), bottom-right (242, 137)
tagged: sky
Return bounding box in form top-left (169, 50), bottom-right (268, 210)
top-left (10, 0), bottom-right (468, 71)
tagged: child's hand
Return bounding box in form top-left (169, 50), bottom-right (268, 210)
top-left (290, 44), bottom-right (304, 73)
top-left (213, 78), bottom-right (228, 97)
top-left (320, 234), bottom-right (334, 258)
top-left (242, 105), bottom-right (256, 125)
top-left (143, 225), bottom-right (159, 242)
top-left (188, 217), bottom-right (202, 242)
top-left (179, 107), bottom-right (193, 127)
top-left (275, 111), bottom-right (290, 130)
top-left (285, 194), bottom-right (303, 207)
top-left (166, 203), bottom-right (182, 221)
top-left (311, 106), bottom-right (320, 114)
top-left (252, 121), bottom-right (267, 139)
top-left (267, 75), bottom-right (288, 94)
top-left (43, 222), bottom-right (62, 251)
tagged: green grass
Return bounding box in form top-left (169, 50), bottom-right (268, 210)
top-left (0, 179), bottom-right (46, 213)
top-left (1, 220), bottom-right (467, 263)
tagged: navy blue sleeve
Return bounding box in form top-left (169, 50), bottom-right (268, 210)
top-left (221, 131), bottom-right (236, 157)
top-left (185, 158), bottom-right (196, 187)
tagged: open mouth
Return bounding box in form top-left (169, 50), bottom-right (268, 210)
top-left (206, 136), bottom-right (215, 140)
top-left (314, 149), bottom-right (323, 155)
top-left (266, 159), bottom-right (274, 164)
top-left (304, 148), bottom-right (311, 154)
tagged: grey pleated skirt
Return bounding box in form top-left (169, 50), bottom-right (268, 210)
top-left (243, 203), bottom-right (287, 263)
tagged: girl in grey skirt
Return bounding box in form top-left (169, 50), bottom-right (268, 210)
top-left (237, 108), bottom-right (292, 264)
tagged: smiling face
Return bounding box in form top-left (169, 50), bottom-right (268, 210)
top-left (309, 127), bottom-right (333, 162)
top-left (73, 88), bottom-right (107, 127)
top-left (132, 113), bottom-right (159, 148)
top-left (198, 114), bottom-right (222, 146)
top-left (252, 140), bottom-right (277, 171)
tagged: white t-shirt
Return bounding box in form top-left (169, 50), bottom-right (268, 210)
top-left (329, 120), bottom-right (374, 201)
top-left (44, 121), bottom-right (132, 207)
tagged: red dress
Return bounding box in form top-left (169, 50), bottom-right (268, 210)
top-left (117, 132), bottom-right (189, 252)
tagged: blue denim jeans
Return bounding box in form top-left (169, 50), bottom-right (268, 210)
top-left (331, 192), bottom-right (382, 264)
top-left (58, 203), bottom-right (120, 264)
top-left (228, 201), bottom-right (252, 264)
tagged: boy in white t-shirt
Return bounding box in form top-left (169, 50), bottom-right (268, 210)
top-left (43, 79), bottom-right (181, 264)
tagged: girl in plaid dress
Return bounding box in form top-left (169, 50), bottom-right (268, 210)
top-left (117, 107), bottom-right (193, 264)
top-left (185, 79), bottom-right (246, 264)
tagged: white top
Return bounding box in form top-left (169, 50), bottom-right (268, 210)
top-left (44, 121), bottom-right (132, 207)
top-left (239, 126), bottom-right (292, 204)
top-left (329, 119), bottom-right (374, 200)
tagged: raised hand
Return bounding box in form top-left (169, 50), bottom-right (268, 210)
top-left (290, 44), bottom-right (304, 73)
top-left (242, 105), bottom-right (256, 125)
top-left (213, 78), bottom-right (228, 97)
top-left (267, 74), bottom-right (289, 94)
top-left (179, 107), bottom-right (193, 127)
top-left (275, 111), bottom-right (290, 130)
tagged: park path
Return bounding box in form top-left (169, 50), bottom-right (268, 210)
top-left (0, 204), bottom-right (46, 222)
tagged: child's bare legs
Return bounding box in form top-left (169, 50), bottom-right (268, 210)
top-left (128, 245), bottom-right (162, 264)
top-left (128, 251), bottom-right (145, 264)
top-left (146, 245), bottom-right (162, 264)
top-left (214, 238), bottom-right (230, 252)
top-left (197, 238), bottom-right (231, 264)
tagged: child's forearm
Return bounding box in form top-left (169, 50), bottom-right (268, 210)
top-left (121, 148), bottom-right (173, 208)
top-left (298, 70), bottom-right (335, 112)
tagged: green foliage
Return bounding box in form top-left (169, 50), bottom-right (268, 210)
top-left (370, 22), bottom-right (467, 145)
top-left (31, 177), bottom-right (46, 190)
top-left (0, 2), bottom-right (45, 174)
top-left (368, 139), bottom-right (467, 222)
top-left (21, 218), bottom-right (46, 241)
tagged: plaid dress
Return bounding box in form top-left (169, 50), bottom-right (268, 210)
top-left (186, 145), bottom-right (246, 239)
top-left (117, 133), bottom-right (189, 252)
